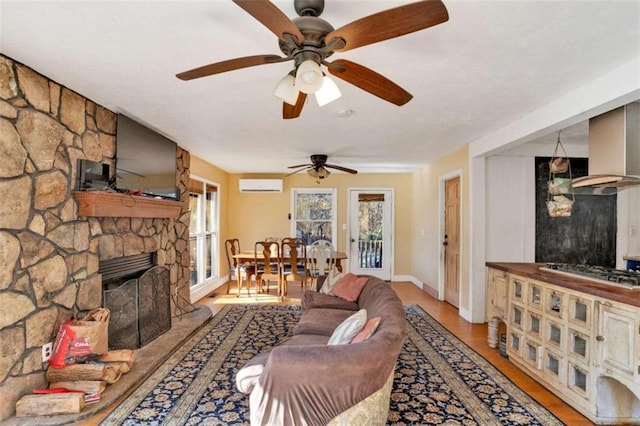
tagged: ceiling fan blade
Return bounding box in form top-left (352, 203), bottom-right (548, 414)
top-left (283, 92), bottom-right (307, 119)
top-left (233, 0), bottom-right (304, 43)
top-left (288, 163), bottom-right (312, 169)
top-left (325, 163), bottom-right (358, 174)
top-left (325, 0), bottom-right (448, 52)
top-left (285, 166), bottom-right (313, 177)
top-left (327, 59), bottom-right (413, 106)
top-left (176, 55), bottom-right (289, 81)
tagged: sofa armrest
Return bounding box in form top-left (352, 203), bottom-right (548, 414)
top-left (250, 341), bottom-right (398, 426)
top-left (236, 350), bottom-right (271, 394)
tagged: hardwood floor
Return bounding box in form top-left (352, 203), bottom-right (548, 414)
top-left (82, 279), bottom-right (593, 425)
top-left (388, 281), bottom-right (593, 425)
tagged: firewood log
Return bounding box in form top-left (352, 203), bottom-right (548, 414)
top-left (46, 362), bottom-right (123, 384)
top-left (16, 393), bottom-right (85, 417)
top-left (48, 380), bottom-right (107, 394)
top-left (99, 349), bottom-right (135, 372)
top-left (104, 361), bottom-right (131, 374)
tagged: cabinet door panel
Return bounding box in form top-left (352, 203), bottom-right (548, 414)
top-left (598, 303), bottom-right (638, 379)
top-left (487, 268), bottom-right (508, 320)
top-left (569, 295), bottom-right (592, 331)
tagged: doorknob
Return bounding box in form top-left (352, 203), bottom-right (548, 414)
top-left (351, 238), bottom-right (355, 243)
top-left (442, 234), bottom-right (448, 246)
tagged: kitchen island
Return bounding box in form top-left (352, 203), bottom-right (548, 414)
top-left (486, 262), bottom-right (640, 424)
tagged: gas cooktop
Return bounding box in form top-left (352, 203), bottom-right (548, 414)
top-left (541, 263), bottom-right (640, 290)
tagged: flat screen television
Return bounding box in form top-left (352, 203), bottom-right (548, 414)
top-left (116, 114), bottom-right (179, 200)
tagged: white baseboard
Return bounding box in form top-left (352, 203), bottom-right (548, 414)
top-left (190, 276), bottom-right (228, 303)
top-left (392, 275), bottom-right (423, 289)
top-left (394, 275), bottom-right (474, 322)
top-left (393, 275), bottom-right (444, 299)
top-left (459, 306), bottom-right (472, 322)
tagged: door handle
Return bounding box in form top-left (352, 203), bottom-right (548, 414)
top-left (442, 234), bottom-right (448, 246)
top-left (351, 238), bottom-right (355, 243)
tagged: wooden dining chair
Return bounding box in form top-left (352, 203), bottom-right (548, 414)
top-left (254, 241), bottom-right (281, 296)
top-left (281, 238), bottom-right (311, 294)
top-left (307, 244), bottom-right (335, 276)
top-left (225, 238), bottom-right (255, 297)
top-left (224, 238), bottom-right (239, 294)
top-left (310, 239), bottom-right (335, 274)
top-left (311, 239), bottom-right (333, 248)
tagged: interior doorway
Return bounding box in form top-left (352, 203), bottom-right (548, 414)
top-left (348, 189), bottom-right (393, 280)
top-left (443, 176), bottom-right (461, 308)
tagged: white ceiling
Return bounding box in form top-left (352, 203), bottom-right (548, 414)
top-left (1, 0), bottom-right (639, 174)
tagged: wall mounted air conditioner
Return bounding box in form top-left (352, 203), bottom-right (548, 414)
top-left (238, 179), bottom-right (283, 193)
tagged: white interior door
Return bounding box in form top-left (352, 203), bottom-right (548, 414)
top-left (348, 189), bottom-right (393, 280)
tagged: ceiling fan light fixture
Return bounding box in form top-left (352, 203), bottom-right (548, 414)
top-left (315, 75), bottom-right (341, 107)
top-left (274, 73), bottom-right (299, 106)
top-left (307, 167), bottom-right (331, 182)
top-left (295, 59), bottom-right (323, 94)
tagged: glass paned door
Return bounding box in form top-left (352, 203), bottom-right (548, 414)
top-left (349, 189), bottom-right (393, 280)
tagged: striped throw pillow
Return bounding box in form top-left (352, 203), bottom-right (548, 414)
top-left (327, 309), bottom-right (367, 345)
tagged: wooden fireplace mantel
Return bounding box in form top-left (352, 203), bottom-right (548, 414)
top-left (73, 191), bottom-right (183, 218)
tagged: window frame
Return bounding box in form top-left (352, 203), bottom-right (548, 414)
top-left (188, 175), bottom-right (220, 300)
top-left (290, 187), bottom-right (338, 247)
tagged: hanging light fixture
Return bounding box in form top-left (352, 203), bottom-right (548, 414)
top-left (274, 59), bottom-right (341, 108)
top-left (274, 72), bottom-right (299, 106)
top-left (315, 75), bottom-right (341, 107)
top-left (295, 59), bottom-right (324, 94)
top-left (307, 167), bottom-right (331, 183)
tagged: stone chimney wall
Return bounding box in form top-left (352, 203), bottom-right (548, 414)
top-left (0, 54), bottom-right (191, 420)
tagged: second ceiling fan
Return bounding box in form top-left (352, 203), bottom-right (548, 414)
top-left (286, 154), bottom-right (357, 182)
top-left (176, 0), bottom-right (449, 119)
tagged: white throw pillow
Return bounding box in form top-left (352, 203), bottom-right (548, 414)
top-left (327, 309), bottom-right (367, 345)
top-left (320, 271), bottom-right (345, 295)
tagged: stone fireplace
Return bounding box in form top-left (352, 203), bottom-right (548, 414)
top-left (0, 54), bottom-right (192, 420)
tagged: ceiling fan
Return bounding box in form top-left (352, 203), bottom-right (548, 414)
top-left (286, 154), bottom-right (357, 182)
top-left (176, 0), bottom-right (449, 119)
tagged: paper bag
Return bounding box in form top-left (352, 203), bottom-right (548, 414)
top-left (49, 308), bottom-right (110, 368)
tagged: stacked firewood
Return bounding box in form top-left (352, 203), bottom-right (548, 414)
top-left (15, 349), bottom-right (135, 417)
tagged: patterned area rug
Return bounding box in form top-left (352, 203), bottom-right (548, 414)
top-left (100, 304), bottom-right (563, 425)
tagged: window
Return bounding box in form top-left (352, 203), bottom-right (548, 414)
top-left (291, 188), bottom-right (337, 246)
top-left (189, 178), bottom-right (219, 289)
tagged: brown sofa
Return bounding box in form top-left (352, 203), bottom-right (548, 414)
top-left (236, 276), bottom-right (406, 426)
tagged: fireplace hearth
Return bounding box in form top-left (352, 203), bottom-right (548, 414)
top-left (101, 253), bottom-right (172, 349)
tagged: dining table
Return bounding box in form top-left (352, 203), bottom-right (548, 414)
top-left (232, 250), bottom-right (348, 298)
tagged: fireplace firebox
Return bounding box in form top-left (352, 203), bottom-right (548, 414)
top-left (100, 253), bottom-right (171, 349)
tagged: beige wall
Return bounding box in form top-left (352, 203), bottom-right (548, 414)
top-left (178, 152), bottom-right (469, 299)
top-left (227, 172), bottom-right (414, 276)
top-left (412, 146), bottom-right (470, 311)
top-left (186, 153), bottom-right (462, 290)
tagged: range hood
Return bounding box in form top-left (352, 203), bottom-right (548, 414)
top-left (571, 102), bottom-right (640, 195)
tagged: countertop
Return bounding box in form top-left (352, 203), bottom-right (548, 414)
top-left (486, 262), bottom-right (640, 308)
